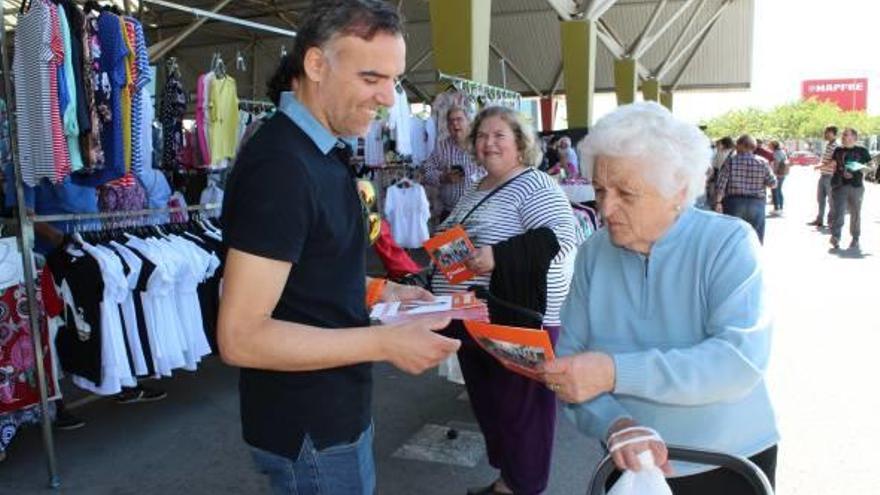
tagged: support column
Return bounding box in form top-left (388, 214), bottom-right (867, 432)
top-left (540, 96), bottom-right (554, 131)
top-left (642, 78), bottom-right (661, 102)
top-left (429, 0), bottom-right (492, 84)
top-left (661, 90), bottom-right (674, 111)
top-left (560, 19), bottom-right (597, 128)
top-left (614, 58), bottom-right (638, 105)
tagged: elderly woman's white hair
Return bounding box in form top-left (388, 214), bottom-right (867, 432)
top-left (578, 102), bottom-right (711, 204)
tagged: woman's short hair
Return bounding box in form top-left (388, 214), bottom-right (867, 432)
top-left (469, 106), bottom-right (543, 167)
top-left (578, 102), bottom-right (712, 204)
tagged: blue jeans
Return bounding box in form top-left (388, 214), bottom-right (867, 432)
top-left (771, 176), bottom-right (785, 210)
top-left (723, 196), bottom-right (766, 243)
top-left (251, 425), bottom-right (376, 495)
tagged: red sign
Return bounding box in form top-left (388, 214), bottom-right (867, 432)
top-left (802, 78), bottom-right (868, 111)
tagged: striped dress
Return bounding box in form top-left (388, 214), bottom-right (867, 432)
top-left (430, 169), bottom-right (584, 326)
top-left (13, 0), bottom-right (57, 186)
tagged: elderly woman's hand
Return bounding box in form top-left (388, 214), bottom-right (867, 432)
top-left (607, 419), bottom-right (673, 475)
top-left (540, 352), bottom-right (615, 404)
top-left (464, 246), bottom-right (495, 275)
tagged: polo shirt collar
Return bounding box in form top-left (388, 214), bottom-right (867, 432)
top-left (278, 91), bottom-right (357, 155)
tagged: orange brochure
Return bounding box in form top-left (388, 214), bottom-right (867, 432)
top-left (423, 225), bottom-right (476, 284)
top-left (463, 321), bottom-right (555, 381)
top-left (370, 292), bottom-right (489, 324)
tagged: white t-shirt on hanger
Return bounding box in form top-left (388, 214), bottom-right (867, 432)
top-left (384, 182), bottom-right (431, 249)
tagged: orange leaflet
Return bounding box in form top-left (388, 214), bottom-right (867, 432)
top-left (423, 225), bottom-right (476, 284)
top-left (463, 321), bottom-right (555, 381)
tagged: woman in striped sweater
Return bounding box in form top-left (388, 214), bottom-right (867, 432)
top-left (432, 106), bottom-right (583, 495)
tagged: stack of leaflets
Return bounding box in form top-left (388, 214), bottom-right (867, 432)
top-left (370, 292), bottom-right (488, 324)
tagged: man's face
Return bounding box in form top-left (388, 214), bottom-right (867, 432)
top-left (825, 130), bottom-right (837, 142)
top-left (313, 33), bottom-right (406, 137)
top-left (842, 130), bottom-right (857, 147)
top-left (447, 110), bottom-right (470, 141)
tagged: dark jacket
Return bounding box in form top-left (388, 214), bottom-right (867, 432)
top-left (488, 227), bottom-right (560, 329)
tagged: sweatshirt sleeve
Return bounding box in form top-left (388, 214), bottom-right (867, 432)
top-left (558, 246), bottom-right (631, 439)
top-left (613, 223), bottom-right (772, 406)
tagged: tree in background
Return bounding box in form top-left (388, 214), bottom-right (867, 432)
top-left (704, 99), bottom-right (880, 139)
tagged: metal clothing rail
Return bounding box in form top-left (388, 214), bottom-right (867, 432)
top-left (437, 70), bottom-right (522, 106)
top-left (32, 203), bottom-right (221, 223)
top-left (141, 0), bottom-right (298, 38)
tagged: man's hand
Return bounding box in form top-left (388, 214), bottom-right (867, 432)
top-left (378, 317), bottom-right (460, 374)
top-left (540, 352), bottom-right (615, 404)
top-left (714, 202), bottom-right (723, 213)
top-left (381, 281), bottom-right (433, 303)
top-left (464, 246), bottom-right (494, 275)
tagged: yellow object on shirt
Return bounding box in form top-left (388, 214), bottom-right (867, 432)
top-left (121, 16), bottom-right (134, 172)
top-left (208, 76), bottom-right (240, 163)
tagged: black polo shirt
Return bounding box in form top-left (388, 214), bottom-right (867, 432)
top-left (222, 111), bottom-right (370, 458)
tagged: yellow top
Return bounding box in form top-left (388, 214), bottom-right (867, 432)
top-left (121, 16), bottom-right (134, 172)
top-left (208, 76), bottom-right (240, 163)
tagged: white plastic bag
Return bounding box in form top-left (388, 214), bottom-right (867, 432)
top-left (607, 450), bottom-right (673, 495)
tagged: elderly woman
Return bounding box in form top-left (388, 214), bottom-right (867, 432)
top-left (433, 106), bottom-right (582, 495)
top-left (542, 102), bottom-right (778, 494)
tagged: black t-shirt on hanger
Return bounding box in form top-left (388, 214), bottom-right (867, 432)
top-left (47, 247), bottom-right (104, 385)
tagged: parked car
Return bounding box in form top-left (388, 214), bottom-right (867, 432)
top-left (788, 151), bottom-right (820, 166)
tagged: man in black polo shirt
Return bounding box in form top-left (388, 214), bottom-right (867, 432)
top-left (218, 2), bottom-right (460, 493)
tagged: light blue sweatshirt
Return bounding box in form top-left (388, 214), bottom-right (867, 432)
top-left (558, 207), bottom-right (779, 476)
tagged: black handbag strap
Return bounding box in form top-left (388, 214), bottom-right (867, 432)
top-left (454, 168), bottom-right (534, 227)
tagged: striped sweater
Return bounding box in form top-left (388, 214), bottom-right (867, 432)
top-left (431, 169), bottom-right (584, 326)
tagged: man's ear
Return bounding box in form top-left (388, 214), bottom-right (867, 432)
top-left (302, 46), bottom-right (326, 83)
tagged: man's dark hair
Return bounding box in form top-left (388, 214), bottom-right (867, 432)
top-left (719, 136), bottom-right (735, 149)
top-left (825, 125), bottom-right (839, 136)
top-left (267, 0), bottom-right (404, 105)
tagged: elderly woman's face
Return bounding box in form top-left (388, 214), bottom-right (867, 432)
top-left (475, 116), bottom-right (520, 176)
top-left (593, 156), bottom-right (683, 254)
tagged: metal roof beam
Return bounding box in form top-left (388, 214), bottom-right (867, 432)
top-left (490, 42), bottom-right (544, 97)
top-left (585, 0), bottom-right (619, 20)
top-left (670, 1), bottom-right (729, 89)
top-left (148, 0), bottom-right (236, 62)
top-left (545, 0), bottom-right (581, 20)
top-left (653, 0), bottom-right (706, 76)
top-left (657, 0), bottom-right (731, 80)
top-left (633, 0), bottom-right (698, 59)
top-left (628, 0), bottom-right (666, 57)
top-left (596, 20), bottom-right (652, 80)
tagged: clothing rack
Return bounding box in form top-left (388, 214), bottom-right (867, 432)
top-left (0, 1), bottom-right (265, 489)
top-left (437, 70), bottom-right (522, 107)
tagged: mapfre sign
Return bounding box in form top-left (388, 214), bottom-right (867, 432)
top-left (802, 78), bottom-right (868, 111)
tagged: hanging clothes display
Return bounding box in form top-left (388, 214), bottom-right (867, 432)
top-left (161, 65), bottom-right (187, 171)
top-left (389, 88), bottom-right (412, 157)
top-left (364, 120), bottom-right (385, 167)
top-left (383, 180), bottom-right (430, 249)
top-left (195, 73), bottom-right (214, 168)
top-left (208, 76), bottom-right (240, 165)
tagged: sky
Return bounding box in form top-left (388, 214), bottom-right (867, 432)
top-left (583, 0), bottom-right (880, 125)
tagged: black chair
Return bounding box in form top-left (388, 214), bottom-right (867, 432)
top-left (588, 446), bottom-right (775, 495)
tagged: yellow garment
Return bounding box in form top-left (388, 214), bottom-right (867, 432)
top-left (208, 76), bottom-right (240, 163)
top-left (121, 16), bottom-right (134, 172)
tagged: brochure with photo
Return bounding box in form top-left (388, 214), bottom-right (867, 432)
top-left (423, 226), bottom-right (476, 284)
top-left (370, 292), bottom-right (488, 324)
top-left (463, 321), bottom-right (555, 381)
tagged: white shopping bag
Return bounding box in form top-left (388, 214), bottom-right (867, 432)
top-left (607, 450), bottom-right (672, 495)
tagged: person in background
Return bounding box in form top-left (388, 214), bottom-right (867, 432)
top-left (714, 134), bottom-right (777, 243)
top-left (557, 136), bottom-right (579, 176)
top-left (218, 2), bottom-right (460, 493)
top-left (769, 140), bottom-right (789, 214)
top-left (543, 102), bottom-right (778, 494)
top-left (828, 127), bottom-right (871, 250)
top-left (432, 106), bottom-right (583, 495)
top-left (422, 106), bottom-right (485, 222)
top-left (809, 126), bottom-right (838, 228)
top-left (706, 136), bottom-right (735, 207)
